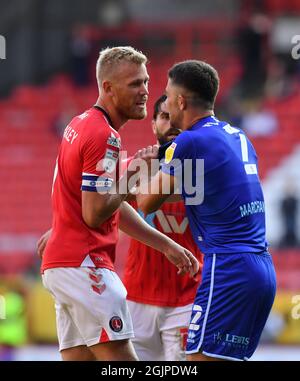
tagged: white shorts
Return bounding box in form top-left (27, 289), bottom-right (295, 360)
top-left (127, 300), bottom-right (193, 361)
top-left (42, 267), bottom-right (134, 351)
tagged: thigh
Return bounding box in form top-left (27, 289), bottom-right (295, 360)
top-left (54, 301), bottom-right (86, 351)
top-left (61, 345), bottom-right (96, 361)
top-left (127, 301), bottom-right (164, 361)
top-left (43, 267), bottom-right (134, 349)
top-left (161, 305), bottom-right (192, 361)
top-left (242, 252), bottom-right (276, 357)
top-left (42, 271), bottom-right (85, 352)
top-left (89, 339), bottom-right (138, 361)
top-left (186, 253), bottom-right (276, 361)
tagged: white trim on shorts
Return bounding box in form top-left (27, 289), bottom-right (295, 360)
top-left (42, 267), bottom-right (134, 351)
top-left (186, 253), bottom-right (216, 355)
top-left (202, 351), bottom-right (246, 361)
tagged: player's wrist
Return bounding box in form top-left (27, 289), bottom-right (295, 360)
top-left (159, 235), bottom-right (174, 256)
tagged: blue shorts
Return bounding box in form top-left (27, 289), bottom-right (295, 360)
top-left (186, 251), bottom-right (276, 361)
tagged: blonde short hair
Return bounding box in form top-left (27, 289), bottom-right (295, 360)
top-left (96, 46), bottom-right (147, 86)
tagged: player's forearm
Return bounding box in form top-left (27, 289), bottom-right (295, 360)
top-left (138, 193), bottom-right (167, 215)
top-left (88, 195), bottom-right (127, 228)
top-left (119, 201), bottom-right (171, 253)
top-left (138, 171), bottom-right (176, 215)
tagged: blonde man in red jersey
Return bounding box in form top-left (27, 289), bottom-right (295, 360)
top-left (37, 47), bottom-right (199, 361)
top-left (123, 95), bottom-right (203, 361)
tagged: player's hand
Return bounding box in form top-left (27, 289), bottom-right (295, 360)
top-left (37, 228), bottom-right (52, 259)
top-left (130, 145), bottom-right (159, 167)
top-left (127, 145), bottom-right (159, 187)
top-left (162, 240), bottom-right (200, 278)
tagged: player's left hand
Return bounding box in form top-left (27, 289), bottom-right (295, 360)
top-left (162, 240), bottom-right (200, 278)
top-left (37, 228), bottom-right (52, 259)
top-left (133, 144), bottom-right (159, 162)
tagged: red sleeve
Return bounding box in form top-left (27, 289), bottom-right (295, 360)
top-left (81, 124), bottom-right (121, 192)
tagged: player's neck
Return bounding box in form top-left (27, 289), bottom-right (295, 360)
top-left (95, 97), bottom-right (127, 131)
top-left (184, 110), bottom-right (214, 130)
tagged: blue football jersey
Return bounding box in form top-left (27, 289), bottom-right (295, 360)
top-left (161, 115), bottom-right (267, 254)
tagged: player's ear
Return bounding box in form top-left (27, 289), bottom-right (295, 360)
top-left (177, 94), bottom-right (186, 111)
top-left (102, 80), bottom-right (113, 96)
top-left (151, 119), bottom-right (157, 135)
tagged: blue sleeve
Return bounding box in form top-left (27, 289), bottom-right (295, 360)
top-left (161, 132), bottom-right (193, 178)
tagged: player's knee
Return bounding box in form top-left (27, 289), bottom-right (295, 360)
top-left (61, 345), bottom-right (96, 361)
top-left (90, 339), bottom-right (139, 361)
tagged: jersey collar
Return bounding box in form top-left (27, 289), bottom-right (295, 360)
top-left (93, 105), bottom-right (114, 128)
top-left (190, 115), bottom-right (219, 130)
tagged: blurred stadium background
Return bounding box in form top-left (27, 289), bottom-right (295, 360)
top-left (0, 0), bottom-right (300, 361)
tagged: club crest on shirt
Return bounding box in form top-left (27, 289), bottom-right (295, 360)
top-left (109, 316), bottom-right (123, 332)
top-left (165, 142), bottom-right (177, 164)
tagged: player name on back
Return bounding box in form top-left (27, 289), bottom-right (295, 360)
top-left (63, 125), bottom-right (78, 145)
top-left (239, 200), bottom-right (265, 217)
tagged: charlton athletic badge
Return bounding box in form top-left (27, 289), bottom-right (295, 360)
top-left (109, 316), bottom-right (123, 332)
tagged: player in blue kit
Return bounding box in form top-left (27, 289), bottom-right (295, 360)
top-left (139, 60), bottom-right (276, 361)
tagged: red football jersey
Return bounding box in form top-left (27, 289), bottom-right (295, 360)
top-left (123, 199), bottom-right (203, 307)
top-left (42, 107), bottom-right (121, 273)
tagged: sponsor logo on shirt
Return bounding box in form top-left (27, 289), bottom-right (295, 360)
top-left (138, 209), bottom-right (189, 234)
top-left (94, 256), bottom-right (104, 262)
top-left (99, 149), bottom-right (119, 173)
top-left (165, 142), bottom-right (177, 164)
top-left (155, 210), bottom-right (188, 234)
top-left (107, 133), bottom-right (121, 148)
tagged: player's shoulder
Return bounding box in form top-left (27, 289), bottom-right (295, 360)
top-left (172, 129), bottom-right (194, 149)
top-left (79, 108), bottom-right (120, 143)
top-left (173, 126), bottom-right (207, 151)
top-left (195, 118), bottom-right (242, 143)
top-left (81, 108), bottom-right (112, 132)
top-left (163, 130), bottom-right (198, 162)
